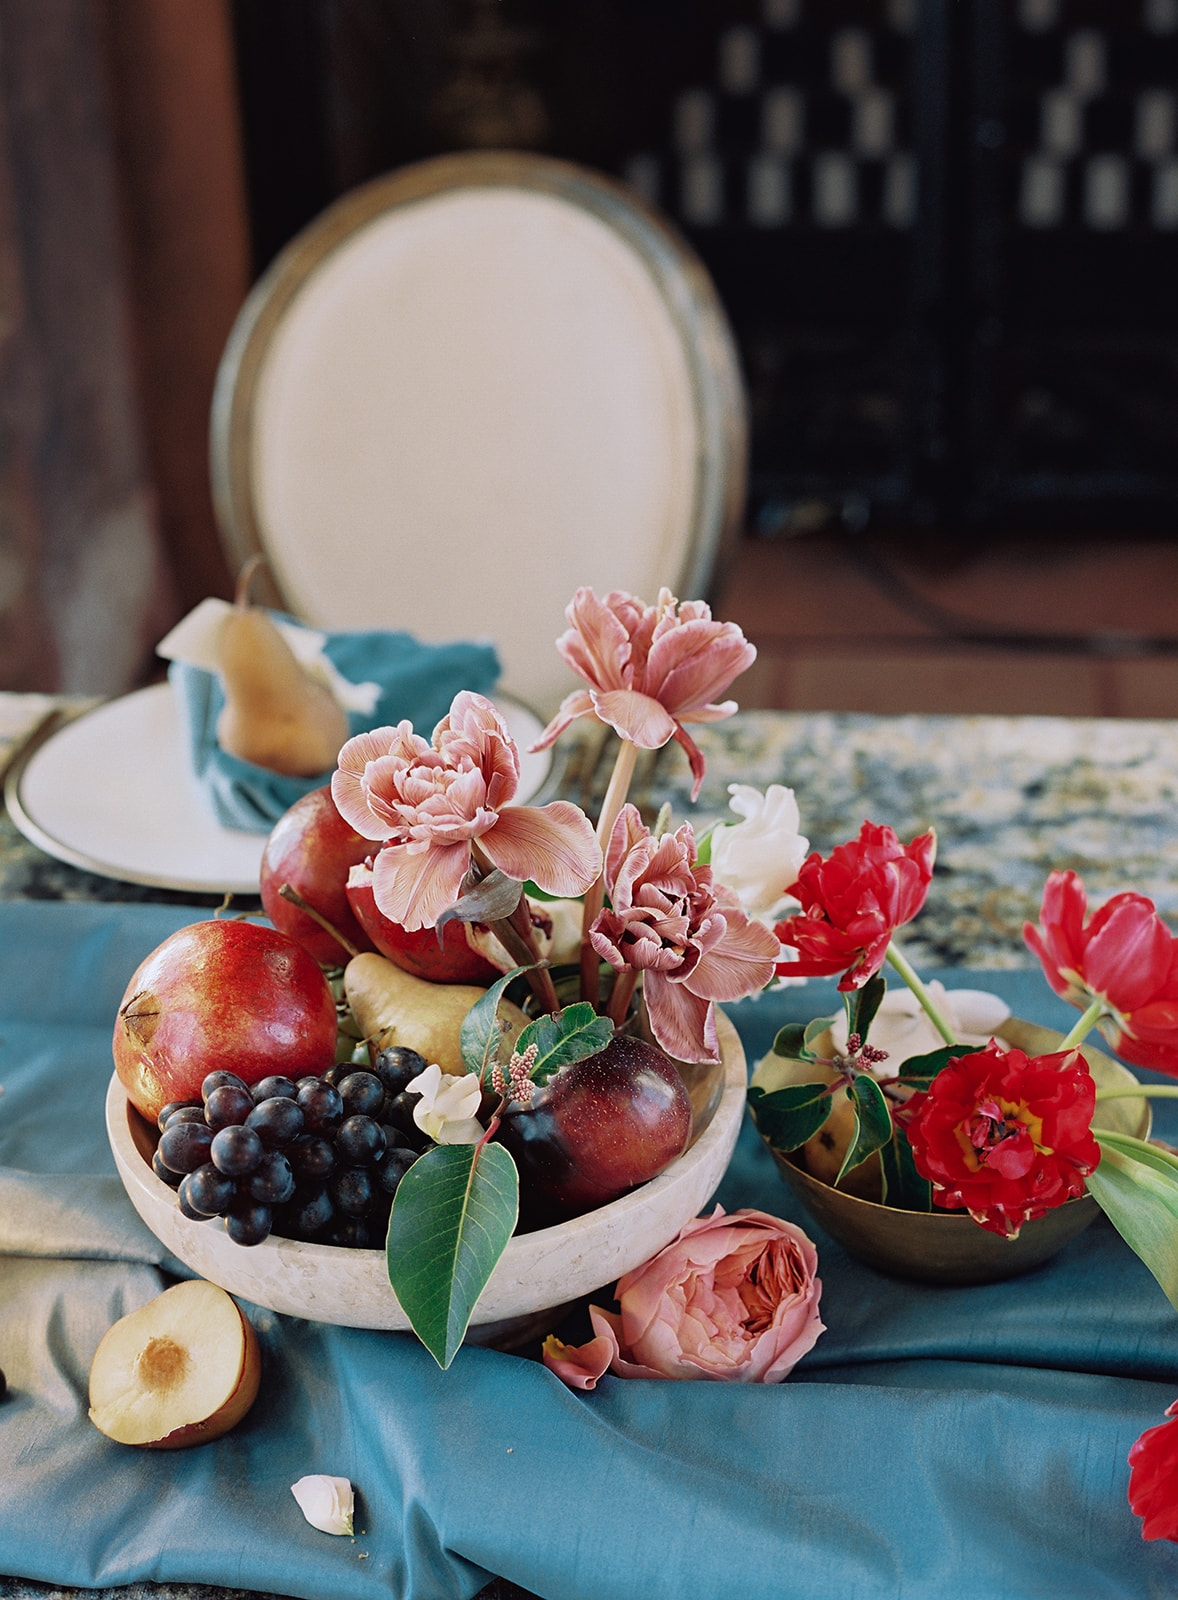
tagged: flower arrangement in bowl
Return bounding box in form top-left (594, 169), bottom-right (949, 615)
top-left (745, 819), bottom-right (1178, 1301)
top-left (110, 587), bottom-right (788, 1368)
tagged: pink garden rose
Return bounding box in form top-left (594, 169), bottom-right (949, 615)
top-left (774, 821), bottom-right (937, 991)
top-left (588, 804), bottom-right (780, 1063)
top-left (331, 692), bottom-right (601, 932)
top-left (543, 1206), bottom-right (824, 1386)
top-left (531, 587), bottom-right (756, 800)
top-left (1024, 870), bottom-right (1178, 1077)
top-left (1129, 1399), bottom-right (1178, 1542)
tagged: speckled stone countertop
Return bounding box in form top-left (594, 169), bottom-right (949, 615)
top-left (2, 698), bottom-right (1176, 961)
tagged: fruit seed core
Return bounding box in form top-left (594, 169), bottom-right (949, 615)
top-left (136, 1335), bottom-right (190, 1392)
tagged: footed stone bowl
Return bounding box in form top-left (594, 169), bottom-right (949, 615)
top-left (107, 1011), bottom-right (746, 1345)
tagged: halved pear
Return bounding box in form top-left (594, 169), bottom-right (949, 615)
top-left (88, 1280), bottom-right (261, 1449)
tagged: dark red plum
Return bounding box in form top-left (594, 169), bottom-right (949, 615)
top-left (497, 1033), bottom-right (693, 1224)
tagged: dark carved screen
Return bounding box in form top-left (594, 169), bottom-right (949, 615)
top-left (231, 0), bottom-right (1178, 541)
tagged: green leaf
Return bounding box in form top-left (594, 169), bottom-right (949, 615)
top-left (844, 973), bottom-right (887, 1045)
top-left (1086, 1134), bottom-right (1178, 1314)
top-left (879, 1128), bottom-right (933, 1211)
top-left (803, 1015), bottom-right (837, 1054)
top-left (895, 1044), bottom-right (971, 1089)
top-left (459, 967), bottom-right (529, 1083)
top-left (771, 1022), bottom-right (813, 1060)
top-left (747, 1080), bottom-right (835, 1152)
top-left (836, 1075), bottom-right (894, 1184)
top-left (385, 1141), bottom-right (519, 1368)
top-left (513, 1003), bottom-right (615, 1085)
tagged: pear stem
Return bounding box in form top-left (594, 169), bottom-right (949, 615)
top-left (277, 882), bottom-right (361, 961)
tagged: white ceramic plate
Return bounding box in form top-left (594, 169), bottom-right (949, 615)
top-left (5, 681), bottom-right (551, 897)
top-left (106, 1012), bottom-right (747, 1339)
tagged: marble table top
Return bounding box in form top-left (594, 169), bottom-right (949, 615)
top-left (4, 694), bottom-right (1173, 965)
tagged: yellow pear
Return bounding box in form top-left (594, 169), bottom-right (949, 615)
top-left (344, 952), bottom-right (528, 1076)
top-left (214, 560), bottom-right (349, 777)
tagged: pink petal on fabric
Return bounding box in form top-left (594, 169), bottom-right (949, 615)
top-left (371, 839), bottom-right (471, 932)
top-left (589, 688), bottom-right (678, 749)
top-left (541, 1332), bottom-right (615, 1391)
top-left (479, 802), bottom-right (602, 897)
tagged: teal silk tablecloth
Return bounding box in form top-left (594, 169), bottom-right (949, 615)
top-left (2, 900), bottom-right (1177, 1600)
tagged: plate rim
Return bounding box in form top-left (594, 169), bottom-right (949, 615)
top-left (4, 681), bottom-right (553, 897)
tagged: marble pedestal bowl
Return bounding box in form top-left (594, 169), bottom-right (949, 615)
top-left (107, 1011), bottom-right (747, 1348)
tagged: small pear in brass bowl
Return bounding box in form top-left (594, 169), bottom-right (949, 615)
top-left (753, 1016), bottom-right (1151, 1286)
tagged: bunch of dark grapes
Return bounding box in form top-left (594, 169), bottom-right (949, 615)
top-left (151, 1046), bottom-right (434, 1249)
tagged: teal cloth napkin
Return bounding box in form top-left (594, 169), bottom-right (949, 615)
top-left (2, 900), bottom-right (1178, 1600)
top-left (169, 624), bottom-right (500, 831)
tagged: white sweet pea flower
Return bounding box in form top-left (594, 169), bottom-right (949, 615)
top-left (709, 784), bottom-right (810, 917)
top-left (406, 1062), bottom-right (485, 1144)
top-left (291, 1474), bottom-right (354, 1535)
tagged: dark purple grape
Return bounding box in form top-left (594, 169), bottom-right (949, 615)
top-left (205, 1084), bottom-right (255, 1131)
top-left (201, 1070), bottom-right (249, 1100)
top-left (385, 1089), bottom-right (425, 1143)
top-left (279, 1185), bottom-right (334, 1240)
top-left (321, 1062), bottom-right (350, 1088)
top-left (373, 1046), bottom-right (427, 1097)
top-left (338, 1071), bottom-right (386, 1119)
top-left (375, 1145), bottom-right (419, 1197)
top-left (246, 1096), bottom-right (304, 1148)
top-left (153, 1149), bottom-right (184, 1188)
top-left (185, 1162), bottom-right (237, 1215)
top-left (158, 1121), bottom-right (215, 1174)
top-left (161, 1104), bottom-right (208, 1130)
top-left (226, 1198), bottom-right (272, 1246)
top-left (178, 1171), bottom-right (224, 1219)
top-left (325, 1215), bottom-right (372, 1249)
top-left (297, 1079), bottom-right (344, 1134)
top-left (287, 1134), bottom-right (336, 1183)
top-left (247, 1151), bottom-right (296, 1205)
top-left (329, 1166), bottom-right (377, 1217)
top-left (210, 1123), bottom-right (264, 1177)
top-left (251, 1074), bottom-right (299, 1104)
top-left (335, 1114), bottom-right (386, 1167)
top-left (157, 1099), bottom-right (201, 1131)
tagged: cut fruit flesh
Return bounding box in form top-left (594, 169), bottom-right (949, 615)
top-left (88, 1279), bottom-right (260, 1448)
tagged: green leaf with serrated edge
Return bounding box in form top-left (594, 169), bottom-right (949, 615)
top-left (879, 1128), bottom-right (933, 1211)
top-left (513, 1003), bottom-right (615, 1086)
top-left (1086, 1135), bottom-right (1178, 1314)
top-left (747, 1080), bottom-right (836, 1152)
top-left (385, 1141), bottom-right (519, 1368)
top-left (844, 973), bottom-right (887, 1046)
top-left (459, 966), bottom-right (529, 1084)
top-left (836, 1074), bottom-right (894, 1184)
top-left (771, 1022), bottom-right (813, 1060)
top-left (893, 1044), bottom-right (971, 1089)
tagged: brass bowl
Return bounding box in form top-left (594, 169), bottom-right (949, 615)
top-left (759, 1016), bottom-right (1151, 1286)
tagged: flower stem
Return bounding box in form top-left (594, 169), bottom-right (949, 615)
top-left (606, 966), bottom-right (640, 1029)
top-left (580, 736), bottom-right (640, 1009)
top-left (1095, 1085), bottom-right (1178, 1101)
top-left (1058, 996), bottom-right (1106, 1051)
top-left (469, 841), bottom-right (561, 1014)
top-left (884, 941), bottom-right (957, 1046)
